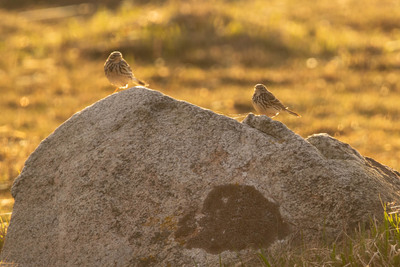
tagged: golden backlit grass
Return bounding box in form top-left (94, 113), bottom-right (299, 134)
top-left (258, 206), bottom-right (400, 266)
top-left (1, 0), bottom-right (400, 215)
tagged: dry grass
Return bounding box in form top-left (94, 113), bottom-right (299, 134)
top-left (258, 204), bottom-right (400, 266)
top-left (1, 0), bottom-right (400, 260)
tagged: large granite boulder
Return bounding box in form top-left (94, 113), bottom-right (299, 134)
top-left (2, 87), bottom-right (400, 266)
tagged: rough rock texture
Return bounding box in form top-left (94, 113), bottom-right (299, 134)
top-left (2, 87), bottom-right (400, 266)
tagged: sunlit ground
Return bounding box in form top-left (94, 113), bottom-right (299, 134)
top-left (1, 0), bottom-right (400, 217)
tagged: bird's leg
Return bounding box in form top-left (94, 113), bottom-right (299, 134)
top-left (113, 87), bottom-right (120, 93)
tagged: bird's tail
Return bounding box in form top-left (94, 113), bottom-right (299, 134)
top-left (285, 108), bottom-right (301, 117)
top-left (133, 77), bottom-right (149, 87)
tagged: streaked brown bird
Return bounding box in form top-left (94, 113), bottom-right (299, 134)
top-left (252, 83), bottom-right (301, 118)
top-left (104, 51), bottom-right (148, 93)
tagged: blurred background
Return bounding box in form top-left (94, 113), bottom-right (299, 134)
top-left (1, 0), bottom-right (400, 214)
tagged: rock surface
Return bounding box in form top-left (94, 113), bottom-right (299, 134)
top-left (2, 87), bottom-right (400, 266)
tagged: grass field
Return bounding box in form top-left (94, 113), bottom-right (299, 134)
top-left (1, 0), bottom-right (400, 263)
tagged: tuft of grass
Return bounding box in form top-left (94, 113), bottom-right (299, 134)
top-left (257, 204), bottom-right (400, 266)
top-left (0, 213), bottom-right (10, 252)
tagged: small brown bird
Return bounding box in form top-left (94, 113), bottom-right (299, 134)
top-left (104, 51), bottom-right (148, 93)
top-left (252, 84), bottom-right (300, 118)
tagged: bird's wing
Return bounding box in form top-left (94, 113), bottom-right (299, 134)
top-left (119, 61), bottom-right (135, 78)
top-left (261, 90), bottom-right (286, 109)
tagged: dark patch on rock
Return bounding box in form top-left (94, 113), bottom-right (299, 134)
top-left (176, 184), bottom-right (290, 254)
top-left (175, 210), bottom-right (197, 240)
